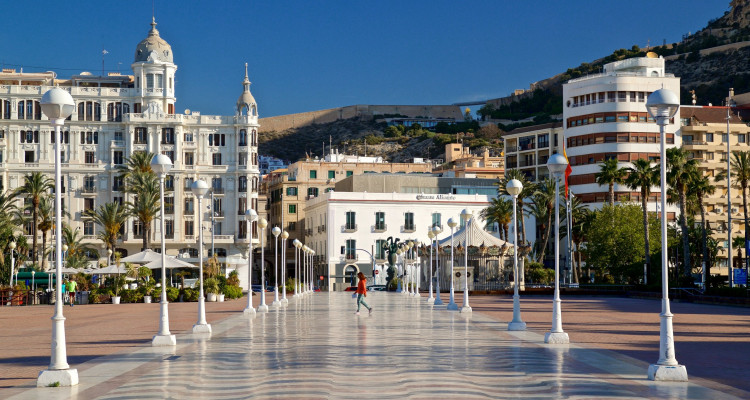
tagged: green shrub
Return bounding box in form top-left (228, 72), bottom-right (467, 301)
top-left (223, 285), bottom-right (243, 299)
top-left (183, 288), bottom-right (200, 302)
top-left (153, 287), bottom-right (180, 302)
top-left (120, 289), bottom-right (144, 303)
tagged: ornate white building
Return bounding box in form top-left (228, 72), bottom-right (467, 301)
top-left (0, 19), bottom-right (260, 275)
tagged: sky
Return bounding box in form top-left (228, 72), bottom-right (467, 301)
top-left (0, 1), bottom-right (731, 118)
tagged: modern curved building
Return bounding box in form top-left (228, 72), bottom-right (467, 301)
top-left (563, 55), bottom-right (680, 214)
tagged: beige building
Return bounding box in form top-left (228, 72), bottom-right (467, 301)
top-left (435, 143), bottom-right (505, 179)
top-left (502, 122), bottom-right (564, 182)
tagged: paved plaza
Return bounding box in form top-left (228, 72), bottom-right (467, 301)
top-left (1, 292), bottom-right (749, 399)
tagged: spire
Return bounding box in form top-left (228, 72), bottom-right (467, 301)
top-left (242, 62), bottom-right (251, 92)
top-left (149, 17), bottom-right (160, 37)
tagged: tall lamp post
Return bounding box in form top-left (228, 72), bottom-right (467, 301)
top-left (281, 231), bottom-right (289, 305)
top-left (426, 231), bottom-right (435, 303)
top-left (432, 225), bottom-right (444, 306)
top-left (459, 209), bottom-right (472, 313)
top-left (446, 218), bottom-right (459, 310)
top-left (544, 154), bottom-right (569, 344)
top-left (293, 239), bottom-right (302, 297)
top-left (310, 250), bottom-right (315, 293)
top-left (507, 179), bottom-right (527, 330)
top-left (408, 241), bottom-right (416, 296)
top-left (258, 218), bottom-right (269, 313)
top-left (9, 241), bottom-right (15, 287)
top-left (150, 154), bottom-right (176, 346)
top-left (302, 246), bottom-right (309, 294)
top-left (244, 208), bottom-right (258, 316)
top-left (191, 180), bottom-right (212, 331)
top-left (414, 241), bottom-right (421, 297)
top-left (271, 227), bottom-right (281, 307)
top-left (37, 87), bottom-right (78, 387)
top-left (646, 89), bottom-right (688, 381)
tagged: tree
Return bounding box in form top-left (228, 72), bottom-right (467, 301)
top-left (730, 151), bottom-right (750, 275)
top-left (689, 169), bottom-right (717, 287)
top-left (567, 196), bottom-right (591, 284)
top-left (625, 158), bottom-right (660, 281)
top-left (61, 225), bottom-right (98, 270)
top-left (84, 202), bottom-right (130, 254)
top-left (528, 178), bottom-right (556, 264)
top-left (14, 172), bottom-right (54, 267)
top-left (666, 147), bottom-right (699, 278)
top-left (595, 158), bottom-right (626, 206)
top-left (583, 204), bottom-right (662, 283)
top-left (124, 170), bottom-right (160, 251)
top-left (481, 197), bottom-right (512, 241)
top-left (36, 196), bottom-right (54, 271)
top-left (497, 169), bottom-right (536, 245)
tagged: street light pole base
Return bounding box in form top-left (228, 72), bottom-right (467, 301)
top-left (507, 321), bottom-right (527, 331)
top-left (426, 296), bottom-right (435, 304)
top-left (258, 304), bottom-right (269, 313)
top-left (647, 364), bottom-right (688, 381)
top-left (459, 305), bottom-right (472, 313)
top-left (281, 298), bottom-right (289, 306)
top-left (152, 334), bottom-right (177, 346)
top-left (434, 298), bottom-right (444, 306)
top-left (243, 307), bottom-right (256, 317)
top-left (446, 302), bottom-right (459, 311)
top-left (37, 368), bottom-right (78, 387)
top-left (192, 323), bottom-right (212, 333)
top-left (544, 331), bottom-right (569, 344)
top-left (271, 300), bottom-right (281, 307)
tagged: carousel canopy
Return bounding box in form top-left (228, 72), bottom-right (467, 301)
top-left (436, 219), bottom-right (512, 249)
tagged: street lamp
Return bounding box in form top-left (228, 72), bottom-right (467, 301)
top-left (31, 270), bottom-right (36, 296)
top-left (432, 225), bottom-right (444, 306)
top-left (427, 230), bottom-right (435, 303)
top-left (150, 154), bottom-right (176, 346)
top-left (271, 227), bottom-right (281, 307)
top-left (244, 208), bottom-right (259, 316)
top-left (646, 88), bottom-right (688, 381)
top-left (258, 218), bottom-right (269, 313)
top-left (446, 218), bottom-right (459, 310)
top-left (408, 241), bottom-right (416, 296)
top-left (280, 231), bottom-right (289, 306)
top-left (37, 86), bottom-right (78, 387)
top-left (107, 248), bottom-right (113, 267)
top-left (9, 241), bottom-right (16, 287)
top-left (302, 246), bottom-right (308, 294)
top-left (544, 153), bottom-right (569, 344)
top-left (310, 250), bottom-right (315, 293)
top-left (414, 240), bottom-right (421, 297)
top-left (459, 209), bottom-right (472, 313)
top-left (191, 180), bottom-right (212, 331)
top-left (293, 239), bottom-right (302, 297)
top-left (507, 179), bottom-right (527, 331)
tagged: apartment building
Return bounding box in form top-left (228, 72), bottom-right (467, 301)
top-left (0, 20), bottom-right (260, 282)
top-left (435, 143), bottom-right (505, 179)
top-left (502, 122), bottom-right (564, 182)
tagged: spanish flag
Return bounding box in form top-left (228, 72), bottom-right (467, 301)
top-left (563, 142), bottom-right (572, 198)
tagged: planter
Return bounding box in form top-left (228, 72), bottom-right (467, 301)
top-left (207, 293), bottom-right (217, 302)
top-left (218, 294), bottom-right (225, 302)
top-left (112, 296), bottom-right (121, 304)
top-left (144, 295), bottom-right (152, 303)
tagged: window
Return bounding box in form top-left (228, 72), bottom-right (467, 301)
top-left (165, 219), bottom-right (174, 239)
top-left (133, 220), bottom-right (143, 238)
top-left (84, 198), bottom-right (94, 211)
top-left (538, 134), bottom-right (549, 148)
top-left (20, 130), bottom-right (39, 143)
top-left (723, 134), bottom-right (728, 143)
top-left (164, 197), bottom-right (174, 214)
top-left (213, 197), bottom-right (223, 217)
top-left (432, 213), bottom-right (441, 228)
top-left (184, 177), bottom-right (194, 190)
top-left (375, 212), bottom-right (385, 230)
top-left (164, 175), bottom-right (174, 190)
top-left (286, 187), bottom-right (298, 196)
top-left (310, 170), bottom-right (317, 179)
top-left (185, 197), bottom-right (194, 214)
top-left (212, 177), bottom-right (222, 192)
top-left (107, 102), bottom-right (129, 122)
top-left (135, 127), bottom-right (148, 144)
top-left (328, 170), bottom-right (335, 179)
top-left (162, 151), bottom-right (175, 164)
top-left (77, 102), bottom-right (100, 121)
top-left (345, 211), bottom-right (356, 230)
top-left (184, 152), bottom-right (194, 166)
top-left (84, 151), bottom-right (95, 164)
top-left (345, 239), bottom-right (356, 260)
top-left (307, 187), bottom-right (319, 198)
top-left (239, 153), bottom-right (247, 166)
top-left (346, 171), bottom-right (353, 177)
top-left (18, 100), bottom-right (41, 120)
top-left (706, 152), bottom-right (714, 161)
top-left (404, 212), bottom-right (415, 231)
top-left (706, 133), bottom-right (714, 142)
top-left (289, 204), bottom-right (297, 214)
top-left (113, 151), bottom-right (124, 165)
top-left (740, 134), bottom-right (746, 144)
top-left (184, 220), bottom-right (194, 236)
top-left (184, 132), bottom-right (194, 142)
top-left (51, 130), bottom-right (69, 143)
top-left (84, 221), bottom-right (95, 236)
top-left (239, 176), bottom-right (247, 192)
top-left (24, 151), bottom-right (34, 163)
top-left (112, 176), bottom-right (123, 191)
top-left (238, 219), bottom-right (247, 239)
top-left (239, 129), bottom-right (247, 146)
top-left (212, 153), bottom-right (222, 165)
top-left (161, 128), bottom-right (175, 144)
top-left (288, 221), bottom-right (296, 231)
top-left (375, 239), bottom-right (386, 259)
top-left (238, 197), bottom-right (247, 215)
top-left (208, 133), bottom-right (225, 147)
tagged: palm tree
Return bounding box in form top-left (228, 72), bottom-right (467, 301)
top-left (36, 196), bottom-right (54, 271)
top-left (688, 169), bottom-right (716, 287)
top-left (730, 151), bottom-right (750, 275)
top-left (666, 147), bottom-right (699, 278)
top-left (497, 169), bottom-right (536, 244)
top-left (481, 197), bottom-right (513, 241)
top-left (569, 197), bottom-right (592, 284)
top-left (124, 171), bottom-right (160, 251)
top-left (84, 202), bottom-right (130, 254)
top-left (529, 178), bottom-right (556, 264)
top-left (625, 159), bottom-right (659, 281)
top-left (14, 172), bottom-right (54, 267)
top-left (61, 225), bottom-right (98, 270)
top-left (595, 158), bottom-right (626, 206)
top-left (116, 151), bottom-right (154, 178)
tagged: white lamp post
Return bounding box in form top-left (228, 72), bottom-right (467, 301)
top-left (244, 208), bottom-right (259, 316)
top-left (507, 179), bottom-right (527, 331)
top-left (446, 218), bottom-right (459, 310)
top-left (31, 270), bottom-right (36, 296)
top-left (107, 248), bottom-right (113, 267)
top-left (9, 241), bottom-right (15, 287)
top-left (150, 154), bottom-right (176, 346)
top-left (293, 239), bottom-right (302, 297)
top-left (432, 225), bottom-right (444, 306)
top-left (310, 250), bottom-right (315, 293)
top-left (190, 180), bottom-right (212, 331)
top-left (281, 231), bottom-right (289, 305)
top-left (302, 246), bottom-right (309, 294)
top-left (258, 218), bottom-right (269, 313)
top-left (459, 209), bottom-right (472, 313)
top-left (408, 241), bottom-right (417, 296)
top-left (646, 88), bottom-right (688, 381)
top-left (414, 241), bottom-right (421, 297)
top-left (37, 86), bottom-right (78, 387)
top-left (396, 247), bottom-right (404, 293)
top-left (427, 231), bottom-right (435, 303)
top-left (271, 227), bottom-right (281, 307)
top-left (544, 153), bottom-right (569, 344)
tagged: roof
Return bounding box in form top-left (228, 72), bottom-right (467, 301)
top-left (436, 217), bottom-right (512, 248)
top-left (680, 106), bottom-right (745, 124)
top-left (134, 18), bottom-right (173, 64)
top-left (502, 121), bottom-right (563, 137)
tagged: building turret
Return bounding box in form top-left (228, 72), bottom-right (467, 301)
top-left (131, 18), bottom-right (177, 115)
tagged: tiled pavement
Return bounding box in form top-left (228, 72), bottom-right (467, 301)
top-left (3, 292), bottom-right (746, 399)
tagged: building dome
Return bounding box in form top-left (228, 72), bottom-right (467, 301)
top-left (134, 18), bottom-right (173, 63)
top-left (237, 63), bottom-right (258, 116)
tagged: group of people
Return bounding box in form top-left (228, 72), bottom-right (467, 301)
top-left (59, 279), bottom-right (77, 307)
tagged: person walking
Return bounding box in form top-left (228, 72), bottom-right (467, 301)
top-left (355, 272), bottom-right (372, 315)
top-left (67, 278), bottom-right (77, 307)
top-left (61, 279), bottom-right (68, 305)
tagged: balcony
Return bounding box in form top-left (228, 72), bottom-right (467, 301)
top-left (506, 146), bottom-right (518, 153)
top-left (344, 254), bottom-right (358, 262)
top-left (82, 186), bottom-right (97, 194)
top-left (506, 162), bottom-right (517, 169)
top-left (317, 226), bottom-right (327, 233)
top-left (213, 210), bottom-right (225, 218)
top-left (373, 224), bottom-right (387, 233)
top-left (211, 187), bottom-right (225, 195)
top-left (342, 224), bottom-right (357, 233)
top-left (402, 224), bottom-right (416, 233)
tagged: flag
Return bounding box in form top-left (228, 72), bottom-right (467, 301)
top-left (563, 142), bottom-right (572, 198)
top-left (102, 49), bottom-right (109, 55)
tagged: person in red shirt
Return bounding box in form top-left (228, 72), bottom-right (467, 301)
top-left (355, 272), bottom-right (372, 315)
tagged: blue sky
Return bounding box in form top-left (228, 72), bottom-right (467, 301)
top-left (0, 1), bottom-right (729, 117)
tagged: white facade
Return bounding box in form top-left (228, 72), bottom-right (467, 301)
top-left (304, 191), bottom-right (492, 291)
top-left (563, 55), bottom-right (680, 210)
top-left (0, 20), bottom-right (260, 288)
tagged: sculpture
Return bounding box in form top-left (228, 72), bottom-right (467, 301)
top-left (382, 236), bottom-right (402, 290)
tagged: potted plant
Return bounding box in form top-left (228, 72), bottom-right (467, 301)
top-left (141, 277), bottom-right (155, 303)
top-left (111, 275), bottom-right (126, 304)
top-left (204, 277), bottom-right (219, 302)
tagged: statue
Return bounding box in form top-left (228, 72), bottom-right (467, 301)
top-left (382, 236), bottom-right (402, 291)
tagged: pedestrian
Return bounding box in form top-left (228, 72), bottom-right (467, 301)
top-left (355, 272), bottom-right (372, 315)
top-left (61, 279), bottom-right (67, 304)
top-left (67, 278), bottom-right (77, 307)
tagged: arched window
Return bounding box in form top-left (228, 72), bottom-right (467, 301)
top-left (239, 176), bottom-right (247, 192)
top-left (239, 129), bottom-right (247, 146)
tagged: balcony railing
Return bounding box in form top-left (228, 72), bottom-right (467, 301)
top-left (373, 224), bottom-right (387, 233)
top-left (82, 186), bottom-right (97, 194)
top-left (402, 224), bottom-right (416, 233)
top-left (211, 187), bottom-right (225, 195)
top-left (213, 211), bottom-right (225, 218)
top-left (343, 224), bottom-right (357, 233)
top-left (506, 146), bottom-right (518, 153)
top-left (345, 254), bottom-right (358, 261)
